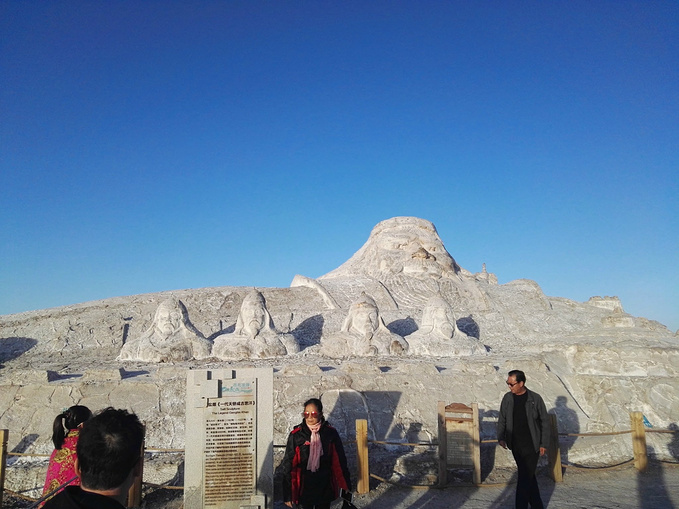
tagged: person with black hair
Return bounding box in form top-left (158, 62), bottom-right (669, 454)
top-left (281, 398), bottom-right (352, 509)
top-left (498, 370), bottom-right (550, 509)
top-left (43, 407), bottom-right (145, 509)
top-left (40, 405), bottom-right (92, 506)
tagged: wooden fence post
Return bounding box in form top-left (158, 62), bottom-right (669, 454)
top-left (0, 430), bottom-right (7, 508)
top-left (630, 411), bottom-right (647, 472)
top-left (471, 403), bottom-right (481, 486)
top-left (356, 419), bottom-right (369, 494)
top-left (437, 401), bottom-right (447, 487)
top-left (548, 414), bottom-right (563, 482)
top-left (127, 439), bottom-right (145, 507)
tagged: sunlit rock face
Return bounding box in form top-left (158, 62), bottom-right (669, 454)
top-left (587, 296), bottom-right (624, 312)
top-left (0, 216), bottom-right (677, 495)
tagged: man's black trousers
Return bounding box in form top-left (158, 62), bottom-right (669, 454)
top-left (512, 446), bottom-right (544, 509)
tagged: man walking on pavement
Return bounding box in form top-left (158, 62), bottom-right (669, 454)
top-left (498, 369), bottom-right (550, 508)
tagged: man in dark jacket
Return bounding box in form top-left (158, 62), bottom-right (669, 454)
top-left (44, 408), bottom-right (144, 509)
top-left (497, 370), bottom-right (550, 509)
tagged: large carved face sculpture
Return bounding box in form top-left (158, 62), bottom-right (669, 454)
top-left (238, 291), bottom-right (268, 338)
top-left (371, 222), bottom-right (456, 277)
top-left (153, 299), bottom-right (183, 337)
top-left (403, 246), bottom-right (444, 276)
top-left (422, 297), bottom-right (455, 339)
top-left (345, 295), bottom-right (380, 337)
top-left (320, 217), bottom-right (461, 281)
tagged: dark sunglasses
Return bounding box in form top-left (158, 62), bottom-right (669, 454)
top-left (302, 411), bottom-right (320, 418)
top-left (506, 381), bottom-right (519, 387)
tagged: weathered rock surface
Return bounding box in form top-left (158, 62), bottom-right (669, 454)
top-left (1, 216), bottom-right (677, 499)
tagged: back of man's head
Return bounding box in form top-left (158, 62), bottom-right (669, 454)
top-left (76, 407), bottom-right (144, 491)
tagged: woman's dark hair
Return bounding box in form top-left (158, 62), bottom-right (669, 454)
top-left (52, 405), bottom-right (92, 449)
top-left (303, 398), bottom-right (323, 414)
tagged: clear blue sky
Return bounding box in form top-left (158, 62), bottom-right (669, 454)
top-left (1, 2), bottom-right (677, 331)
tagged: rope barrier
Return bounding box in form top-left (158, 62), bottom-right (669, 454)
top-left (3, 489), bottom-right (38, 502)
top-left (560, 458), bottom-right (634, 470)
top-left (370, 473), bottom-right (515, 489)
top-left (143, 482), bottom-right (185, 490)
top-left (369, 473), bottom-right (431, 489)
top-left (23, 475), bottom-right (79, 509)
top-left (369, 440), bottom-right (435, 447)
top-left (559, 430), bottom-right (632, 437)
top-left (5, 426), bottom-right (673, 458)
top-left (7, 448), bottom-right (186, 457)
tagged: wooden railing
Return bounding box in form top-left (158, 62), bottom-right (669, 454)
top-left (1, 409), bottom-right (677, 504)
top-left (352, 409), bottom-right (677, 492)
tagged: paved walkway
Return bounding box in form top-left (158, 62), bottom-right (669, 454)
top-left (347, 462), bottom-right (679, 509)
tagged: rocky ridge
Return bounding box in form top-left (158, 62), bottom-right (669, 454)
top-left (1, 217), bottom-right (677, 500)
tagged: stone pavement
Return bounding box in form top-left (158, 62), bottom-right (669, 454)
top-left (344, 462), bottom-right (679, 509)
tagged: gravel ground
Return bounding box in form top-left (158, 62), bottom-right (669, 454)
top-left (3, 462), bottom-right (677, 509)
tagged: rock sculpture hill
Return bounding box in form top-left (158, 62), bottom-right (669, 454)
top-left (1, 216), bottom-right (677, 497)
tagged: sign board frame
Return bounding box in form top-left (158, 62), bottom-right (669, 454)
top-left (437, 401), bottom-right (481, 486)
top-left (185, 368), bottom-right (273, 509)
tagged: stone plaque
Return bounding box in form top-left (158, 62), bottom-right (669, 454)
top-left (445, 426), bottom-right (473, 466)
top-left (185, 369), bottom-right (273, 509)
top-left (204, 379), bottom-right (256, 506)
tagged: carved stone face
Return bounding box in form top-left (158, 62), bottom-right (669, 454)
top-left (430, 306), bottom-right (455, 339)
top-left (422, 297), bottom-right (455, 339)
top-left (154, 301), bottom-right (183, 336)
top-left (321, 217), bottom-right (461, 280)
top-left (370, 222), bottom-right (454, 277)
top-left (239, 293), bottom-right (267, 337)
top-left (349, 303), bottom-right (379, 336)
top-left (403, 246), bottom-right (443, 276)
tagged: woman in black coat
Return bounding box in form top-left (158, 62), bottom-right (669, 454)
top-left (281, 398), bottom-right (352, 509)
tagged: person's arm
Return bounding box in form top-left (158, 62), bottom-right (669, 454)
top-left (330, 429), bottom-right (352, 492)
top-left (280, 431), bottom-right (296, 505)
top-left (537, 395), bottom-right (550, 455)
top-left (497, 395), bottom-right (507, 448)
